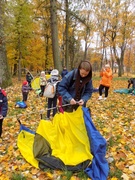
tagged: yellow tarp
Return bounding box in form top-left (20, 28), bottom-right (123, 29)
top-left (17, 107), bottom-right (93, 167)
top-left (37, 107), bottom-right (93, 165)
top-left (17, 130), bottom-right (38, 168)
top-left (31, 75), bottom-right (51, 90)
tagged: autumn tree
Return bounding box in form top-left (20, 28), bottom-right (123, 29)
top-left (32, 0), bottom-right (53, 71)
top-left (94, 0), bottom-right (135, 76)
top-left (3, 0), bottom-right (135, 77)
top-left (0, 0), bottom-right (11, 87)
top-left (50, 0), bottom-right (62, 71)
top-left (6, 0), bottom-right (34, 80)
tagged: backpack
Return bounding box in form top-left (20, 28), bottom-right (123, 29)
top-left (43, 80), bottom-right (59, 98)
top-left (15, 101), bottom-right (27, 108)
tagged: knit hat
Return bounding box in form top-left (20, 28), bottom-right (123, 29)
top-left (105, 64), bottom-right (110, 68)
top-left (23, 81), bottom-right (28, 85)
top-left (41, 71), bottom-right (45, 74)
top-left (51, 69), bottom-right (59, 76)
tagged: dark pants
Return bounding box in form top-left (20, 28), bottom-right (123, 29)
top-left (28, 81), bottom-right (32, 88)
top-left (99, 84), bottom-right (109, 97)
top-left (47, 95), bottom-right (57, 118)
top-left (40, 85), bottom-right (45, 96)
top-left (0, 119), bottom-right (3, 137)
top-left (22, 92), bottom-right (28, 101)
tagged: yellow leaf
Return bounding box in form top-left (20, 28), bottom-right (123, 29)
top-left (111, 178), bottom-right (118, 180)
top-left (8, 145), bottom-right (13, 151)
top-left (31, 168), bottom-right (39, 175)
top-left (121, 173), bottom-right (130, 180)
top-left (102, 127), bottom-right (110, 132)
top-left (20, 163), bottom-right (31, 170)
top-left (46, 172), bottom-right (53, 178)
top-left (12, 165), bottom-right (18, 170)
top-left (129, 164), bottom-right (135, 172)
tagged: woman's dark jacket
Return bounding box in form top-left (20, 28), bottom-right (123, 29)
top-left (61, 69), bottom-right (68, 78)
top-left (26, 74), bottom-right (33, 83)
top-left (58, 69), bottom-right (93, 104)
top-left (128, 78), bottom-right (135, 89)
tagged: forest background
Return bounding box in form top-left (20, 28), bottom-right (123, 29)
top-left (0, 0), bottom-right (135, 87)
top-left (0, 0), bottom-right (135, 180)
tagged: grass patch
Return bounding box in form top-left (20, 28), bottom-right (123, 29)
top-left (113, 77), bottom-right (129, 81)
top-left (7, 122), bottom-right (15, 127)
top-left (77, 170), bottom-right (88, 179)
top-left (109, 166), bottom-right (123, 180)
top-left (61, 170), bottom-right (73, 180)
top-left (11, 173), bottom-right (27, 180)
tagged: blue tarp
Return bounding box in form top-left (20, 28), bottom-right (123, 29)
top-left (114, 88), bottom-right (135, 95)
top-left (20, 124), bottom-right (35, 135)
top-left (83, 107), bottom-right (109, 180)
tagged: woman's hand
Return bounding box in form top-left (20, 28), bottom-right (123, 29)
top-left (78, 99), bottom-right (84, 106)
top-left (0, 115), bottom-right (3, 120)
top-left (70, 98), bottom-right (77, 105)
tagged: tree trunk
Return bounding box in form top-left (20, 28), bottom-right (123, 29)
top-left (18, 36), bottom-right (22, 81)
top-left (65, 0), bottom-right (69, 69)
top-left (45, 35), bottom-right (49, 70)
top-left (13, 64), bottom-right (17, 76)
top-left (50, 0), bottom-right (62, 72)
top-left (0, 0), bottom-right (12, 88)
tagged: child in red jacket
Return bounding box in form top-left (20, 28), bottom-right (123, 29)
top-left (22, 81), bottom-right (31, 104)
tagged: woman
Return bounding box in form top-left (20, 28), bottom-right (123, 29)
top-left (58, 60), bottom-right (93, 112)
top-left (98, 64), bottom-right (113, 100)
top-left (26, 72), bottom-right (33, 88)
top-left (39, 71), bottom-right (47, 97)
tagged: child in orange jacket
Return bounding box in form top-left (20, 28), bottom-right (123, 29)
top-left (98, 64), bottom-right (112, 100)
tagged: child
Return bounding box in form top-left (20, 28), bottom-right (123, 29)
top-left (39, 71), bottom-right (47, 97)
top-left (46, 69), bottom-right (60, 119)
top-left (26, 72), bottom-right (33, 88)
top-left (0, 78), bottom-right (8, 138)
top-left (98, 64), bottom-right (112, 100)
top-left (22, 81), bottom-right (31, 105)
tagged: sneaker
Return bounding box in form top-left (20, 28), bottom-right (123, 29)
top-left (104, 97), bottom-right (107, 100)
top-left (98, 96), bottom-right (103, 100)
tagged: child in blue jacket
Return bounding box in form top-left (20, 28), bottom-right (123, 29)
top-left (0, 79), bottom-right (8, 138)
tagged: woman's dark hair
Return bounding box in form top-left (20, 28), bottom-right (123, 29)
top-left (77, 60), bottom-right (92, 80)
top-left (78, 60), bottom-right (92, 72)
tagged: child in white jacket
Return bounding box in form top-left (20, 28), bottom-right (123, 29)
top-left (39, 71), bottom-right (47, 97)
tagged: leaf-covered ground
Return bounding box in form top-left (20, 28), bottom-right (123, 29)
top-left (0, 77), bottom-right (135, 180)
